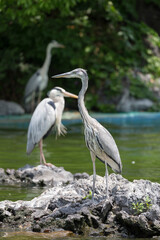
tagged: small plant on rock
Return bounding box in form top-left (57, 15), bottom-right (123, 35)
top-left (132, 202), bottom-right (145, 215)
top-left (144, 195), bottom-right (152, 211)
top-left (83, 190), bottom-right (92, 200)
top-left (132, 196), bottom-right (152, 215)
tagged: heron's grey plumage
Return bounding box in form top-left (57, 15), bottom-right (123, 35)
top-left (27, 98), bottom-right (56, 154)
top-left (84, 117), bottom-right (121, 173)
top-left (26, 87), bottom-right (78, 166)
top-left (52, 68), bottom-right (122, 199)
top-left (24, 40), bottom-right (64, 112)
top-left (24, 70), bottom-right (42, 104)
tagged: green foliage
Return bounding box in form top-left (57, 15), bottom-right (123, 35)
top-left (98, 103), bottom-right (116, 113)
top-left (0, 0), bottom-right (160, 111)
top-left (132, 202), bottom-right (145, 215)
top-left (83, 190), bottom-right (92, 200)
top-left (132, 196), bottom-right (152, 215)
top-left (129, 74), bottom-right (155, 100)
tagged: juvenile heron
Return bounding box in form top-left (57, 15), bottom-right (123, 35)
top-left (27, 87), bottom-right (78, 166)
top-left (52, 69), bottom-right (122, 199)
top-left (24, 40), bottom-right (64, 112)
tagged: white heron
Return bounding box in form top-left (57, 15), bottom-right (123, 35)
top-left (52, 69), bottom-right (122, 199)
top-left (26, 87), bottom-right (78, 166)
top-left (24, 40), bottom-right (64, 112)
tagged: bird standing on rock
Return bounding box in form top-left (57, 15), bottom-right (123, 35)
top-left (24, 40), bottom-right (64, 112)
top-left (52, 69), bottom-right (122, 199)
top-left (26, 87), bottom-right (78, 166)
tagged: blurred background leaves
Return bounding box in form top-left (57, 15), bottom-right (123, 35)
top-left (1, 0), bottom-right (160, 112)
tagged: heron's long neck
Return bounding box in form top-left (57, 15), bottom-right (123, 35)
top-left (78, 75), bottom-right (92, 124)
top-left (42, 45), bottom-right (52, 74)
top-left (54, 98), bottom-right (65, 135)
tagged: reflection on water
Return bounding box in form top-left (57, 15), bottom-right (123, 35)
top-left (0, 233), bottom-right (155, 240)
top-left (0, 123), bottom-right (160, 202)
top-left (0, 232), bottom-right (155, 240)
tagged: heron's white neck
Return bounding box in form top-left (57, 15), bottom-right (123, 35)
top-left (78, 74), bottom-right (92, 124)
top-left (41, 45), bottom-right (53, 74)
top-left (54, 97), bottom-right (65, 136)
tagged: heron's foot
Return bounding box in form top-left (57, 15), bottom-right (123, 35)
top-left (45, 162), bottom-right (53, 167)
top-left (41, 162), bottom-right (53, 168)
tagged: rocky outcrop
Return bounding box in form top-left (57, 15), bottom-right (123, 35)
top-left (0, 100), bottom-right (24, 115)
top-left (0, 172), bottom-right (159, 238)
top-left (0, 164), bottom-right (74, 187)
top-left (116, 88), bottom-right (153, 112)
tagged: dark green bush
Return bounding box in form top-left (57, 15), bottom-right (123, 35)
top-left (1, 0), bottom-right (160, 111)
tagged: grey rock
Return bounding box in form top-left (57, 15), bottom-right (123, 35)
top-left (74, 172), bottom-right (89, 180)
top-left (117, 88), bottom-right (153, 112)
top-left (63, 214), bottom-right (85, 234)
top-left (32, 224), bottom-right (41, 232)
top-left (0, 100), bottom-right (24, 115)
top-left (0, 168), bottom-right (5, 181)
top-left (0, 164), bottom-right (73, 187)
top-left (0, 173), bottom-right (159, 238)
top-left (101, 199), bottom-right (112, 221)
top-left (32, 209), bottom-right (51, 220)
top-left (18, 164), bottom-right (34, 171)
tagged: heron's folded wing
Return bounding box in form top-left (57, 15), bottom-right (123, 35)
top-left (27, 98), bottom-right (56, 154)
top-left (24, 70), bottom-right (42, 98)
top-left (96, 125), bottom-right (122, 172)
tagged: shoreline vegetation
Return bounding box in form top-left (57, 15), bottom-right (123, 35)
top-left (1, 1), bottom-right (160, 113)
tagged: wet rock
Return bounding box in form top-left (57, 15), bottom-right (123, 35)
top-left (0, 174), bottom-right (159, 238)
top-left (0, 164), bottom-right (73, 187)
top-left (0, 100), bottom-right (24, 115)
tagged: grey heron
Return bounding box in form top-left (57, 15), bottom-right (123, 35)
top-left (52, 69), bottom-right (122, 199)
top-left (27, 87), bottom-right (78, 166)
top-left (24, 40), bottom-right (64, 112)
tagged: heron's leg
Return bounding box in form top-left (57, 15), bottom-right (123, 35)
top-left (90, 151), bottom-right (96, 200)
top-left (39, 139), bottom-right (53, 167)
top-left (37, 91), bottom-right (42, 104)
top-left (105, 162), bottom-right (109, 198)
top-left (31, 91), bottom-right (36, 113)
top-left (39, 139), bottom-right (45, 165)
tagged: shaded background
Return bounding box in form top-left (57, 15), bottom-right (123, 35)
top-left (1, 0), bottom-right (160, 112)
top-left (0, 1), bottom-right (160, 217)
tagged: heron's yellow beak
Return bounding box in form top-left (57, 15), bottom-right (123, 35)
top-left (64, 91), bottom-right (78, 99)
top-left (52, 71), bottom-right (72, 79)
